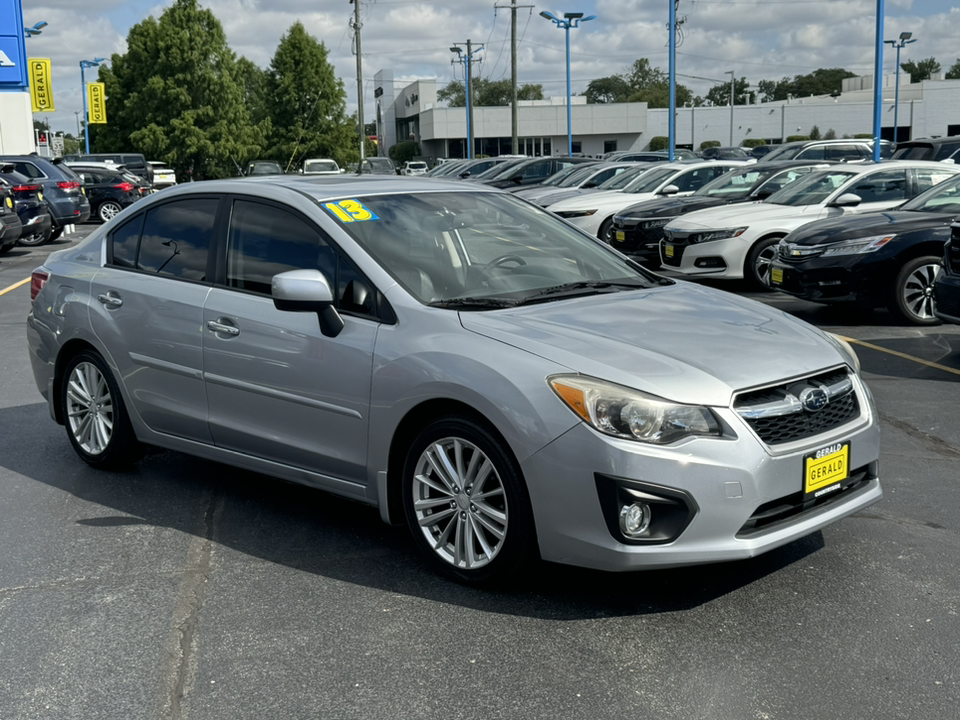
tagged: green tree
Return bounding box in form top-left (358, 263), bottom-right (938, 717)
top-left (583, 75), bottom-right (632, 103)
top-left (437, 78), bottom-right (544, 107)
top-left (900, 57), bottom-right (941, 83)
top-left (704, 77), bottom-right (754, 106)
top-left (758, 68), bottom-right (855, 102)
top-left (809, 125), bottom-right (821, 140)
top-left (388, 141), bottom-right (420, 165)
top-left (93, 0), bottom-right (262, 180)
top-left (238, 57), bottom-right (270, 127)
top-left (265, 21), bottom-right (355, 171)
top-left (946, 59), bottom-right (960, 80)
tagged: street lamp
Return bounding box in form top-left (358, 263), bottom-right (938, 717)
top-left (540, 10), bottom-right (596, 156)
top-left (884, 32), bottom-right (917, 144)
top-left (24, 21), bottom-right (48, 39)
top-left (450, 42), bottom-right (483, 159)
top-left (80, 58), bottom-right (105, 154)
top-left (726, 70), bottom-right (735, 146)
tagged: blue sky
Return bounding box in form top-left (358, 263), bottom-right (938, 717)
top-left (22, 1), bottom-right (960, 134)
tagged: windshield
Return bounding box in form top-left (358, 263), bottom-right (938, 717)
top-left (556, 164), bottom-right (602, 188)
top-left (364, 158), bottom-right (395, 171)
top-left (696, 167), bottom-right (773, 198)
top-left (473, 160), bottom-right (523, 180)
top-left (540, 164), bottom-right (586, 188)
top-left (759, 145), bottom-right (802, 162)
top-left (320, 191), bottom-right (660, 306)
top-left (305, 160), bottom-right (338, 173)
top-left (899, 173), bottom-right (960, 213)
top-left (764, 169), bottom-right (857, 206)
top-left (429, 161), bottom-right (467, 177)
top-left (598, 166), bottom-right (650, 190)
top-left (407, 162), bottom-right (427, 169)
top-left (623, 167), bottom-right (678, 194)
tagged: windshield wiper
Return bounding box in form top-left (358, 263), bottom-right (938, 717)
top-left (428, 297), bottom-right (519, 310)
top-left (516, 280), bottom-right (652, 305)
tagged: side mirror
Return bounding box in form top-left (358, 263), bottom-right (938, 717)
top-left (831, 193), bottom-right (862, 208)
top-left (272, 269), bottom-right (344, 337)
top-left (659, 184), bottom-right (680, 196)
top-left (459, 171), bottom-right (471, 178)
top-left (582, 181), bottom-right (597, 188)
top-left (512, 176), bottom-right (523, 184)
top-left (753, 187), bottom-right (776, 200)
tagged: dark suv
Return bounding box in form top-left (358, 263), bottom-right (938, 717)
top-left (0, 156), bottom-right (91, 239)
top-left (891, 136), bottom-right (960, 163)
top-left (76, 153), bottom-right (154, 186)
top-left (477, 156), bottom-right (593, 189)
top-left (67, 163), bottom-right (143, 223)
top-left (0, 165), bottom-right (51, 247)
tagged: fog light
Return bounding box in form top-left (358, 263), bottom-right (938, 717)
top-left (619, 502), bottom-right (652, 537)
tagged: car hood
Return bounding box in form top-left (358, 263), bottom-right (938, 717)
top-left (534, 188), bottom-right (603, 207)
top-left (785, 210), bottom-right (953, 245)
top-left (459, 281), bottom-right (846, 407)
top-left (549, 190), bottom-right (628, 211)
top-left (616, 196), bottom-right (731, 221)
top-left (666, 201), bottom-right (818, 230)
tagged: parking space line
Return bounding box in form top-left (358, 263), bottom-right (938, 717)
top-left (839, 335), bottom-right (960, 378)
top-left (0, 277), bottom-right (30, 297)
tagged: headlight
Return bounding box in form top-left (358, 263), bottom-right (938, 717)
top-left (548, 375), bottom-right (721, 444)
top-left (821, 234), bottom-right (895, 256)
top-left (555, 209), bottom-right (598, 219)
top-left (693, 226), bottom-right (748, 243)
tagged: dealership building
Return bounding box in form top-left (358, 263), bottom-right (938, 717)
top-left (374, 68), bottom-right (960, 159)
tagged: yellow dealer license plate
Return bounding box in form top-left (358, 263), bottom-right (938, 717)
top-left (615, 230), bottom-right (625, 242)
top-left (5, 197), bottom-right (11, 209)
top-left (771, 267), bottom-right (783, 285)
top-left (804, 442), bottom-right (849, 499)
top-left (664, 243), bottom-right (675, 258)
top-left (38, 192), bottom-right (44, 202)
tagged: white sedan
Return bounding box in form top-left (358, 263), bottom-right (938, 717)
top-left (549, 160), bottom-right (751, 241)
top-left (661, 161), bottom-right (960, 288)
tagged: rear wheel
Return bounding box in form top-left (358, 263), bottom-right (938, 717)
top-left (61, 350), bottom-right (143, 469)
top-left (890, 255), bottom-right (941, 325)
top-left (98, 201), bottom-right (122, 223)
top-left (745, 236), bottom-right (782, 290)
top-left (17, 229), bottom-right (50, 247)
top-left (49, 225), bottom-right (64, 242)
top-left (402, 416), bottom-right (536, 586)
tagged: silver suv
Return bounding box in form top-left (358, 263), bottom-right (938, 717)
top-left (759, 138), bottom-right (893, 163)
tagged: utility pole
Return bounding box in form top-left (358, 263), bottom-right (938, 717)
top-left (350, 0), bottom-right (365, 161)
top-left (451, 41), bottom-right (483, 159)
top-left (496, 1), bottom-right (533, 155)
top-left (727, 70), bottom-right (735, 146)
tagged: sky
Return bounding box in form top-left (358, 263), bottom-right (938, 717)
top-left (21, 0), bottom-right (960, 136)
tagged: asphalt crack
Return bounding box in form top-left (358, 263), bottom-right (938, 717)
top-left (879, 411), bottom-right (960, 460)
top-left (157, 484), bottom-right (223, 720)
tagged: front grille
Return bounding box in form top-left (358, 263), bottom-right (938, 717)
top-left (934, 283), bottom-right (960, 318)
top-left (734, 368), bottom-right (861, 445)
top-left (736, 463), bottom-right (875, 538)
top-left (946, 237), bottom-right (960, 275)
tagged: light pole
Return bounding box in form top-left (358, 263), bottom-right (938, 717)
top-left (74, 110), bottom-right (81, 138)
top-left (727, 70), bottom-right (735, 146)
top-left (450, 42), bottom-right (483, 159)
top-left (79, 58), bottom-right (105, 154)
top-left (884, 32), bottom-right (916, 144)
top-left (540, 11), bottom-right (596, 156)
top-left (24, 21), bottom-right (47, 39)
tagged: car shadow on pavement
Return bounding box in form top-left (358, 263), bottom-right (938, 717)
top-left (2, 401), bottom-right (826, 620)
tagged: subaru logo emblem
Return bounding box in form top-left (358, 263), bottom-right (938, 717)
top-left (799, 387), bottom-right (829, 412)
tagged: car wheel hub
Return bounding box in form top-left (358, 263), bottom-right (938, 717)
top-left (902, 262), bottom-right (940, 320)
top-left (413, 437), bottom-right (508, 570)
top-left (66, 361), bottom-right (114, 455)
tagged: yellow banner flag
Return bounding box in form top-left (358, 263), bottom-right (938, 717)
top-left (87, 82), bottom-right (108, 124)
top-left (29, 58), bottom-right (55, 112)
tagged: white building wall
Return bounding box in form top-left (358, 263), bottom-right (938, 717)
top-left (0, 92), bottom-right (37, 154)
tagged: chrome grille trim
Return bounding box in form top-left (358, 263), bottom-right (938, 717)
top-left (736, 376), bottom-right (853, 420)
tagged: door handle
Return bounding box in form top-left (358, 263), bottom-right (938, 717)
top-left (207, 320), bottom-right (240, 336)
top-left (97, 292), bottom-right (123, 308)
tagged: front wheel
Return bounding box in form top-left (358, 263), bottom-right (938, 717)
top-left (61, 350), bottom-right (143, 469)
top-left (402, 416), bottom-right (536, 585)
top-left (745, 236), bottom-right (782, 290)
top-left (17, 228), bottom-right (50, 247)
top-left (890, 255), bottom-right (941, 325)
top-left (598, 217), bottom-right (614, 244)
top-left (98, 201), bottom-right (123, 223)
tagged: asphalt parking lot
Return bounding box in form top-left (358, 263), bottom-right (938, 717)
top-left (2, 226), bottom-right (959, 720)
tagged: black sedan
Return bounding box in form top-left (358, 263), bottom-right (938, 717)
top-left (934, 222), bottom-right (960, 324)
top-left (0, 166), bottom-right (52, 247)
top-left (770, 172), bottom-right (960, 325)
top-left (68, 164), bottom-right (144, 223)
top-left (476, 157), bottom-right (593, 189)
top-left (609, 161), bottom-right (831, 266)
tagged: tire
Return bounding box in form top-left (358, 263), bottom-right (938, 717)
top-left (61, 350), bottom-right (143, 469)
top-left (49, 226), bottom-right (64, 242)
top-left (890, 255), bottom-right (941, 325)
top-left (598, 217), bottom-right (614, 244)
top-left (16, 228), bottom-right (50, 247)
top-left (745, 236), bottom-right (783, 290)
top-left (98, 201), bottom-right (122, 223)
top-left (402, 416), bottom-right (537, 586)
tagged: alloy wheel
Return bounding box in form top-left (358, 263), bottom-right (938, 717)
top-left (900, 261), bottom-right (940, 322)
top-left (99, 202), bottom-right (122, 222)
top-left (755, 243), bottom-right (779, 287)
top-left (412, 436), bottom-right (508, 570)
top-left (66, 361), bottom-right (114, 455)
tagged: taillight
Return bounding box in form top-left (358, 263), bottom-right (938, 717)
top-left (113, 182), bottom-right (136, 192)
top-left (56, 181), bottom-right (81, 190)
top-left (13, 184), bottom-right (41, 193)
top-left (30, 268), bottom-right (50, 301)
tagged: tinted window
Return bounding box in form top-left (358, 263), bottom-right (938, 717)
top-left (226, 200), bottom-right (336, 295)
top-left (137, 198), bottom-right (218, 280)
top-left (825, 145), bottom-right (863, 161)
top-left (673, 166), bottom-right (728, 192)
top-left (110, 214), bottom-right (145, 269)
top-left (796, 146), bottom-right (826, 160)
top-left (14, 162), bottom-right (45, 179)
top-left (847, 169), bottom-right (908, 203)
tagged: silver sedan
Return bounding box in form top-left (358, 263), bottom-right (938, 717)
top-left (27, 175), bottom-right (881, 584)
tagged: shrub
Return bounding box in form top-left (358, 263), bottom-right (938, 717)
top-left (699, 140), bottom-right (721, 151)
top-left (648, 136), bottom-right (669, 151)
top-left (388, 141), bottom-right (421, 165)
top-left (741, 138), bottom-right (767, 148)
top-left (809, 125), bottom-right (822, 140)
top-left (786, 135), bottom-right (810, 143)
top-left (853, 133), bottom-right (874, 139)
top-left (824, 128), bottom-right (837, 140)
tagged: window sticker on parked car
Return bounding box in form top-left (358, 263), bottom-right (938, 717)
top-left (323, 199), bottom-right (379, 223)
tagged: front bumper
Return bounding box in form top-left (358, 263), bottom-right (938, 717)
top-left (769, 255), bottom-right (894, 305)
top-left (659, 233), bottom-right (752, 279)
top-left (520, 392), bottom-right (880, 572)
top-left (933, 271), bottom-right (960, 324)
top-left (609, 220), bottom-right (668, 266)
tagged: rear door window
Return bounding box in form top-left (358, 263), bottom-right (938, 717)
top-left (136, 197), bottom-right (219, 280)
